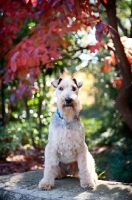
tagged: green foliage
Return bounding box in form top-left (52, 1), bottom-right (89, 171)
top-left (0, 118), bottom-right (50, 160)
top-left (0, 124), bottom-right (23, 160)
top-left (0, 72), bottom-right (52, 158)
top-left (81, 115), bottom-right (102, 149)
top-left (98, 171), bottom-right (105, 179)
top-left (95, 144), bottom-right (132, 183)
top-left (81, 106), bottom-right (132, 183)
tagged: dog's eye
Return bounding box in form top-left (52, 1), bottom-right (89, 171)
top-left (72, 87), bottom-right (76, 91)
top-left (59, 87), bottom-right (63, 91)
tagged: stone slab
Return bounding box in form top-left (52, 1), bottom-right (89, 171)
top-left (0, 170), bottom-right (132, 200)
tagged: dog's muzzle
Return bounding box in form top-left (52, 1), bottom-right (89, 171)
top-left (65, 97), bottom-right (73, 106)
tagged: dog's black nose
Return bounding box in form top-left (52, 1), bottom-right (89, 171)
top-left (65, 97), bottom-right (72, 104)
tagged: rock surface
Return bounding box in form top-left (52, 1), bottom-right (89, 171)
top-left (0, 170), bottom-right (132, 200)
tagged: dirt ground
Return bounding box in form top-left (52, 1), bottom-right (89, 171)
top-left (0, 146), bottom-right (44, 175)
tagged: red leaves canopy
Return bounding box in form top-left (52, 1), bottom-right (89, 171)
top-left (0, 0), bottom-right (108, 101)
top-left (100, 37), bottom-right (132, 90)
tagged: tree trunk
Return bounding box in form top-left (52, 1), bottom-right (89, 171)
top-left (102, 0), bottom-right (132, 133)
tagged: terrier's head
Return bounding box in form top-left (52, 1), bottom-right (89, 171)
top-left (51, 78), bottom-right (83, 122)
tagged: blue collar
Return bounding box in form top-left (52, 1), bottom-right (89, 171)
top-left (55, 108), bottom-right (80, 121)
top-left (56, 109), bottom-right (63, 119)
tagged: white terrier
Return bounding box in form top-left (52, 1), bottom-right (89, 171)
top-left (39, 78), bottom-right (97, 190)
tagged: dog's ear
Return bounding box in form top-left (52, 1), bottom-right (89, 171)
top-left (51, 78), bottom-right (62, 88)
top-left (72, 78), bottom-right (83, 88)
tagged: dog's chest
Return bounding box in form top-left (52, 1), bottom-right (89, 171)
top-left (54, 122), bottom-right (84, 163)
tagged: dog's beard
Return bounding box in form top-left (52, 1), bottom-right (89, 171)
top-left (57, 100), bottom-right (80, 122)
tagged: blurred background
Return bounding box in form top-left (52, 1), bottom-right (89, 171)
top-left (0, 0), bottom-right (132, 183)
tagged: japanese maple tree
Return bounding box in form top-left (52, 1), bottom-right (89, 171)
top-left (0, 0), bottom-right (107, 100)
top-left (1, 0), bottom-right (132, 133)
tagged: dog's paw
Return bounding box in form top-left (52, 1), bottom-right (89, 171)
top-left (38, 179), bottom-right (53, 190)
top-left (81, 180), bottom-right (95, 189)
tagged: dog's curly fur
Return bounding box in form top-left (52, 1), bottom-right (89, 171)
top-left (38, 78), bottom-right (97, 190)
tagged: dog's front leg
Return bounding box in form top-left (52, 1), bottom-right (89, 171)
top-left (77, 143), bottom-right (96, 189)
top-left (38, 143), bottom-right (59, 190)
